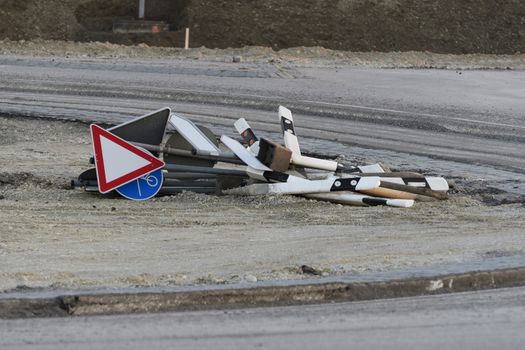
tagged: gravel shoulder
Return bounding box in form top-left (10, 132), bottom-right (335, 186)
top-left (1, 40), bottom-right (525, 70)
top-left (1, 116), bottom-right (524, 292)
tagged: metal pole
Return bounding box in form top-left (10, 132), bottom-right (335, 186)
top-left (139, 0), bottom-right (145, 19)
top-left (164, 164), bottom-right (247, 177)
top-left (162, 179), bottom-right (216, 187)
top-left (164, 173), bottom-right (218, 180)
top-left (159, 187), bottom-right (216, 195)
top-left (131, 141), bottom-right (244, 165)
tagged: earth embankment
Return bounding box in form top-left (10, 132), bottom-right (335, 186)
top-left (0, 0), bottom-right (524, 53)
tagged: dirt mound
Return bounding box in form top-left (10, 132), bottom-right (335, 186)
top-left (0, 172), bottom-right (55, 189)
top-left (186, 0), bottom-right (525, 54)
top-left (0, 0), bottom-right (524, 53)
top-left (0, 0), bottom-right (83, 41)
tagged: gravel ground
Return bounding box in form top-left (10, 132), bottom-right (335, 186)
top-left (1, 39), bottom-right (525, 70)
top-left (0, 116), bottom-right (524, 292)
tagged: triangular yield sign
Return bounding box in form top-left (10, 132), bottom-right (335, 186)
top-left (90, 124), bottom-right (165, 194)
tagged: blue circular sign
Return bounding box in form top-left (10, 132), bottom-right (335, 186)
top-left (116, 169), bottom-right (163, 201)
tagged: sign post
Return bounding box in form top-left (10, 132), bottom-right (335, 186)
top-left (139, 0), bottom-right (145, 19)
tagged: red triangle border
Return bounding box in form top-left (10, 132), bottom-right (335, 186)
top-left (90, 124), bottom-right (165, 194)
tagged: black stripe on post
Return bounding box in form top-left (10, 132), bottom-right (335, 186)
top-left (263, 171), bottom-right (290, 183)
top-left (330, 177), bottom-right (360, 191)
top-left (362, 198), bottom-right (388, 206)
top-left (281, 117), bottom-right (295, 134)
top-left (241, 128), bottom-right (258, 146)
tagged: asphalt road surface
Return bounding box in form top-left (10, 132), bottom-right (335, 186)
top-left (0, 55), bottom-right (524, 175)
top-left (1, 286), bottom-right (524, 349)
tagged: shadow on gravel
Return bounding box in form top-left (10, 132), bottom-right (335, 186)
top-left (450, 179), bottom-right (525, 206)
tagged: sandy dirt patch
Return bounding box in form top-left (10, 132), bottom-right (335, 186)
top-left (0, 115), bottom-right (523, 292)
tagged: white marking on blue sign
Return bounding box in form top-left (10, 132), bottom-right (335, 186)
top-left (116, 169), bottom-right (163, 201)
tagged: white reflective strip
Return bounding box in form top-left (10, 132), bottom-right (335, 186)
top-left (248, 142), bottom-right (260, 156)
top-left (169, 115), bottom-right (220, 155)
top-left (386, 199), bottom-right (415, 208)
top-left (267, 180), bottom-right (332, 194)
top-left (283, 130), bottom-right (301, 156)
top-left (221, 135), bottom-right (270, 170)
top-left (355, 176), bottom-right (381, 191)
top-left (234, 118), bottom-right (251, 134)
top-left (426, 177), bottom-right (450, 191)
top-left (279, 106), bottom-right (302, 155)
top-left (358, 164), bottom-right (385, 173)
top-left (305, 192), bottom-right (414, 208)
top-left (227, 177), bottom-right (336, 195)
top-left (291, 155), bottom-right (338, 172)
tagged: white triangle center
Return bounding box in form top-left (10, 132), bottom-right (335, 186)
top-left (100, 136), bottom-right (151, 182)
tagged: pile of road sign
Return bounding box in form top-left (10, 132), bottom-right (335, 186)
top-left (72, 107), bottom-right (450, 207)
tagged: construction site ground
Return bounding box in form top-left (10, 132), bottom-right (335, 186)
top-left (0, 44), bottom-right (524, 293)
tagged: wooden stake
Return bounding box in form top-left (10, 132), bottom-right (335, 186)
top-left (184, 28), bottom-right (190, 49)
